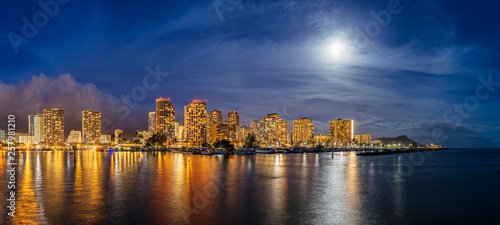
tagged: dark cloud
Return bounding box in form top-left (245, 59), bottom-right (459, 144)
top-left (0, 74), bottom-right (149, 137)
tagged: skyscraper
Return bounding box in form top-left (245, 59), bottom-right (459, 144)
top-left (0, 129), bottom-right (5, 141)
top-left (293, 117), bottom-right (314, 145)
top-left (114, 129), bottom-right (123, 145)
top-left (82, 110), bottom-right (102, 144)
top-left (28, 115), bottom-right (35, 136)
top-left (43, 108), bottom-right (65, 145)
top-left (330, 118), bottom-right (354, 146)
top-left (148, 112), bottom-right (156, 133)
top-left (207, 109), bottom-right (223, 144)
top-left (228, 111), bottom-right (239, 127)
top-left (156, 98), bottom-right (175, 141)
top-left (33, 114), bottom-right (45, 144)
top-left (261, 113), bottom-right (289, 146)
top-left (184, 99), bottom-right (207, 147)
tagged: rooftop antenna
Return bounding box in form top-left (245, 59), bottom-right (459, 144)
top-left (36, 104), bottom-right (39, 114)
top-left (309, 106), bottom-right (312, 119)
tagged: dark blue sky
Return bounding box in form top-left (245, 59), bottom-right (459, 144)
top-left (1, 0), bottom-right (499, 147)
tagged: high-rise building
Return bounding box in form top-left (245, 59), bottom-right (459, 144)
top-left (156, 98), bottom-right (175, 141)
top-left (0, 129), bottom-right (5, 141)
top-left (82, 110), bottom-right (102, 144)
top-left (43, 108), bottom-right (65, 145)
top-left (33, 114), bottom-right (45, 144)
top-left (261, 113), bottom-right (289, 146)
top-left (216, 124), bottom-right (231, 142)
top-left (178, 125), bottom-right (185, 141)
top-left (28, 115), bottom-right (35, 136)
top-left (114, 129), bottom-right (123, 145)
top-left (236, 126), bottom-right (254, 147)
top-left (330, 118), bottom-right (354, 146)
top-left (251, 120), bottom-right (265, 145)
top-left (67, 130), bottom-right (82, 144)
top-left (228, 111), bottom-right (239, 127)
top-left (293, 117), bottom-right (314, 145)
top-left (207, 109), bottom-right (223, 144)
top-left (184, 100), bottom-right (207, 147)
top-left (148, 112), bottom-right (156, 133)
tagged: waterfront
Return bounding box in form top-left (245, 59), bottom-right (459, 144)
top-left (1, 149), bottom-right (499, 224)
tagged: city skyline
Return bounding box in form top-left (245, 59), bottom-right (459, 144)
top-left (0, 1), bottom-right (499, 148)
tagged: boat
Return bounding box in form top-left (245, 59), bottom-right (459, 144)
top-left (255, 148), bottom-right (274, 154)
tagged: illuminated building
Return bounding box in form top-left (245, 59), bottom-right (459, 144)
top-left (148, 112), bottom-right (156, 133)
top-left (228, 111), bottom-right (239, 127)
top-left (314, 134), bottom-right (331, 145)
top-left (33, 115), bottom-right (45, 144)
top-left (184, 99), bottom-right (207, 147)
top-left (329, 118), bottom-right (354, 146)
top-left (178, 125), bottom-right (185, 141)
top-left (156, 98), bottom-right (175, 141)
top-left (19, 135), bottom-right (34, 144)
top-left (292, 117), bottom-right (314, 146)
top-left (215, 123), bottom-right (235, 142)
top-left (251, 120), bottom-right (265, 145)
top-left (236, 125), bottom-right (254, 147)
top-left (207, 109), bottom-right (223, 144)
top-left (82, 110), bottom-right (101, 144)
top-left (257, 113), bottom-right (289, 146)
top-left (43, 108), bottom-right (65, 145)
top-left (28, 115), bottom-right (35, 136)
top-left (136, 130), bottom-right (152, 144)
top-left (114, 129), bottom-right (123, 145)
top-left (354, 134), bottom-right (371, 145)
top-left (67, 130), bottom-right (82, 144)
top-left (101, 134), bottom-right (111, 144)
top-left (0, 129), bottom-right (5, 141)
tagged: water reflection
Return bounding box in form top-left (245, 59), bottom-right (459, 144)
top-left (0, 151), bottom-right (370, 224)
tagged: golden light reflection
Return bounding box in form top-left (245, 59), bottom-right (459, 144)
top-left (13, 151), bottom-right (40, 224)
top-left (345, 151), bottom-right (361, 224)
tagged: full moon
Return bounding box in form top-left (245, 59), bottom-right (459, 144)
top-left (329, 41), bottom-right (346, 58)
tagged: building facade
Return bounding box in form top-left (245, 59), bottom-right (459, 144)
top-left (207, 109), bottom-right (223, 144)
top-left (33, 114), bottom-right (45, 144)
top-left (67, 130), bottom-right (82, 144)
top-left (354, 134), bottom-right (371, 145)
top-left (101, 134), bottom-right (111, 144)
top-left (148, 112), bottom-right (156, 133)
top-left (292, 117), bottom-right (314, 146)
top-left (82, 110), bottom-right (101, 144)
top-left (156, 98), bottom-right (175, 141)
top-left (256, 113), bottom-right (289, 146)
top-left (114, 129), bottom-right (123, 145)
top-left (228, 111), bottom-right (239, 127)
top-left (28, 115), bottom-right (35, 136)
top-left (329, 118), bottom-right (354, 146)
top-left (43, 108), bottom-right (65, 145)
top-left (184, 100), bottom-right (207, 147)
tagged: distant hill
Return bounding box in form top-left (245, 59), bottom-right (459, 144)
top-left (373, 135), bottom-right (424, 147)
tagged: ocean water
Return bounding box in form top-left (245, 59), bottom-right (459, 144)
top-left (1, 149), bottom-right (499, 224)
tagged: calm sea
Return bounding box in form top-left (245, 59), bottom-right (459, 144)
top-left (1, 149), bottom-right (499, 224)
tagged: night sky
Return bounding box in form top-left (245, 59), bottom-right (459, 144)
top-left (0, 0), bottom-right (499, 148)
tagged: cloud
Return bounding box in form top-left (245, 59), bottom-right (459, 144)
top-left (0, 74), bottom-right (149, 137)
